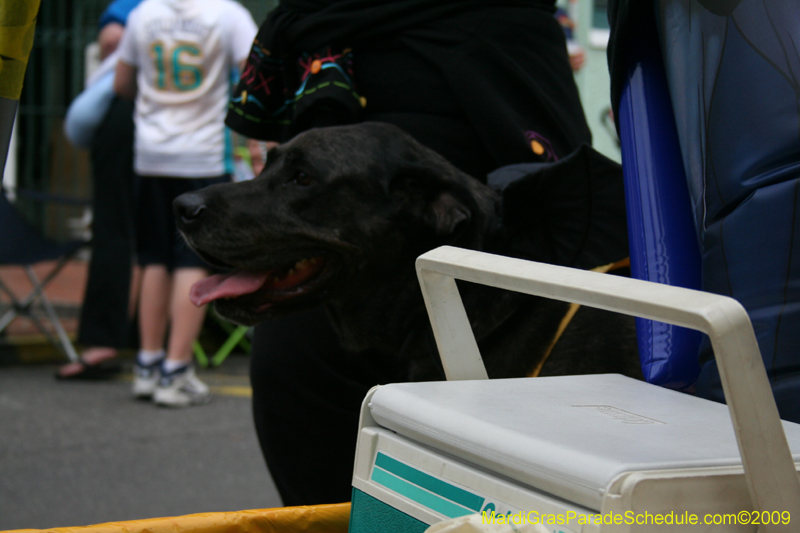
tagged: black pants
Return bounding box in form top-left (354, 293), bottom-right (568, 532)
top-left (77, 98), bottom-right (138, 349)
top-left (250, 310), bottom-right (406, 505)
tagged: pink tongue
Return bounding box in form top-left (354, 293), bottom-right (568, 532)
top-left (190, 271), bottom-right (272, 307)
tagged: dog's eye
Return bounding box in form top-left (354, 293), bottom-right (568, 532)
top-left (292, 171), bottom-right (313, 187)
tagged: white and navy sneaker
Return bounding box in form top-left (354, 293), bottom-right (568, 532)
top-left (153, 364), bottom-right (210, 407)
top-left (132, 354), bottom-right (164, 399)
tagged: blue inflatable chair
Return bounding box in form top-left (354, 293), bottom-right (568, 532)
top-left (612, 0), bottom-right (800, 422)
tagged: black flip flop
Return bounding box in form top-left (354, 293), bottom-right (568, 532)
top-left (55, 359), bottom-right (124, 381)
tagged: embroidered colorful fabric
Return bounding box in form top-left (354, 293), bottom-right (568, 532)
top-left (227, 42), bottom-right (363, 141)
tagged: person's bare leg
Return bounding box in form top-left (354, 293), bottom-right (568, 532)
top-left (77, 347), bottom-right (117, 364)
top-left (128, 264), bottom-right (142, 319)
top-left (164, 267), bottom-right (207, 365)
top-left (132, 265), bottom-right (171, 397)
top-left (138, 264), bottom-right (171, 352)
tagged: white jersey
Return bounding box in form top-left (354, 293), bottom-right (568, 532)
top-left (118, 0), bottom-right (257, 177)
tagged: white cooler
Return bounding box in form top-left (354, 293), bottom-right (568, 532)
top-left (348, 247), bottom-right (800, 533)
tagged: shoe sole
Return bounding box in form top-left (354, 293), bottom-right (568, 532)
top-left (153, 391), bottom-right (211, 408)
top-left (132, 379), bottom-right (158, 399)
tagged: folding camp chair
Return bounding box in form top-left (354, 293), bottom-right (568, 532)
top-left (0, 188), bottom-right (88, 362)
top-left (0, 1), bottom-right (86, 362)
top-left (192, 309), bottom-right (251, 368)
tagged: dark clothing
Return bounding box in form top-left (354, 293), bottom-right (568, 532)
top-left (227, 2), bottom-right (590, 174)
top-left (136, 175), bottom-right (229, 271)
top-left (250, 310), bottom-right (407, 505)
top-left (233, 0), bottom-right (591, 505)
top-left (77, 98), bottom-right (137, 349)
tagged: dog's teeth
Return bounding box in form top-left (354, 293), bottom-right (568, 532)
top-left (295, 259), bottom-right (309, 270)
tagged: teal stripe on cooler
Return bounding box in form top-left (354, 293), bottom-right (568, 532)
top-left (375, 453), bottom-right (484, 512)
top-left (371, 467), bottom-right (474, 519)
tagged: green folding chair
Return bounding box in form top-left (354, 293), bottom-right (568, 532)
top-left (192, 309), bottom-right (251, 368)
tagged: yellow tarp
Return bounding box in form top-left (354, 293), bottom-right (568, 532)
top-left (0, 0), bottom-right (41, 100)
top-left (5, 503), bottom-right (351, 533)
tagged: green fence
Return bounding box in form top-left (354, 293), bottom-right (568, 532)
top-left (13, 0), bottom-right (275, 241)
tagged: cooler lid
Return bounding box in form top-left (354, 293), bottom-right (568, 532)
top-left (368, 374), bottom-right (800, 511)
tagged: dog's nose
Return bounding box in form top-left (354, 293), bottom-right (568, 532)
top-left (174, 193), bottom-right (207, 229)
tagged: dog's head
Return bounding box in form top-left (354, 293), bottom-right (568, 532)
top-left (175, 123), bottom-right (499, 348)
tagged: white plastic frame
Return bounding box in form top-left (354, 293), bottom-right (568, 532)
top-left (415, 245), bottom-right (800, 532)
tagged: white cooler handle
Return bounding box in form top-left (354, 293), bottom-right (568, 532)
top-left (416, 245), bottom-right (800, 530)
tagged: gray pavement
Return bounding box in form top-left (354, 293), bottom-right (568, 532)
top-left (0, 356), bottom-right (283, 530)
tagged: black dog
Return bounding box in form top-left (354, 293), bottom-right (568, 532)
top-left (175, 123), bottom-right (640, 380)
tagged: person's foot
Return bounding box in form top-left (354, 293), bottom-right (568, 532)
top-left (132, 351), bottom-right (165, 398)
top-left (56, 347), bottom-right (121, 380)
top-left (153, 364), bottom-right (210, 407)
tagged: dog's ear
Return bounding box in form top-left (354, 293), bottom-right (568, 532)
top-left (426, 190), bottom-right (470, 236)
top-left (390, 170), bottom-right (472, 237)
top-left (374, 123), bottom-right (477, 237)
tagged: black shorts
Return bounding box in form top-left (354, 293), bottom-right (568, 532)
top-left (136, 175), bottom-right (229, 270)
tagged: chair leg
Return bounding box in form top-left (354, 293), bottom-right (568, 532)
top-left (193, 340), bottom-right (210, 368)
top-left (0, 279), bottom-right (24, 332)
top-left (210, 325), bottom-right (250, 367)
top-left (1, 289), bottom-right (67, 357)
top-left (190, 309), bottom-right (253, 369)
top-left (0, 255), bottom-right (70, 331)
top-left (24, 266), bottom-right (80, 363)
top-left (0, 279), bottom-right (40, 334)
top-left (10, 255), bottom-right (74, 311)
top-left (0, 307), bottom-right (18, 332)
